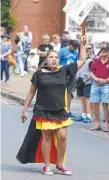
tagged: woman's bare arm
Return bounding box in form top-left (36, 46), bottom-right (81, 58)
top-left (22, 83), bottom-right (37, 112)
top-left (77, 37), bottom-right (86, 70)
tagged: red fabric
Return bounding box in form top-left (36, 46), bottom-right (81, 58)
top-left (51, 67), bottom-right (58, 72)
top-left (33, 115), bottom-right (67, 123)
top-left (90, 58), bottom-right (109, 79)
top-left (34, 133), bottom-right (57, 164)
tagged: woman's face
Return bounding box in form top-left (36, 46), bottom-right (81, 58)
top-left (2, 37), bottom-right (9, 42)
top-left (53, 36), bottom-right (60, 44)
top-left (100, 49), bottom-right (109, 58)
top-left (42, 37), bottom-right (50, 44)
top-left (46, 51), bottom-right (59, 68)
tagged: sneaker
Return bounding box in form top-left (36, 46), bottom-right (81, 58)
top-left (68, 112), bottom-right (76, 120)
top-left (75, 115), bottom-right (84, 122)
top-left (56, 165), bottom-right (72, 175)
top-left (83, 117), bottom-right (91, 123)
top-left (24, 71), bottom-right (28, 75)
top-left (42, 165), bottom-right (53, 175)
top-left (19, 73), bottom-right (24, 77)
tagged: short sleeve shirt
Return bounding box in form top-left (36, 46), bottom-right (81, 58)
top-left (31, 63), bottom-right (78, 111)
top-left (59, 47), bottom-right (79, 65)
top-left (90, 58), bottom-right (109, 79)
top-left (38, 44), bottom-right (53, 64)
top-left (1, 41), bottom-right (12, 61)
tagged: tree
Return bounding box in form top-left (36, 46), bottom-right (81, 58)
top-left (1, 0), bottom-right (16, 32)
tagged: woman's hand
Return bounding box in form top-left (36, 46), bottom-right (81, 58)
top-left (81, 36), bottom-right (87, 45)
top-left (1, 55), bottom-right (4, 60)
top-left (21, 110), bottom-right (27, 123)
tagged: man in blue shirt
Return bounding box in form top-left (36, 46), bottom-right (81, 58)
top-left (60, 40), bottom-right (79, 65)
top-left (60, 40), bottom-right (80, 119)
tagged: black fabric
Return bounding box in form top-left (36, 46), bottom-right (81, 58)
top-left (16, 120), bottom-right (42, 164)
top-left (31, 63), bottom-right (77, 111)
top-left (77, 84), bottom-right (91, 97)
top-left (34, 108), bottom-right (69, 121)
top-left (67, 78), bottom-right (75, 93)
top-left (37, 44), bottom-right (53, 67)
top-left (31, 70), bottom-right (41, 88)
top-left (76, 77), bottom-right (85, 89)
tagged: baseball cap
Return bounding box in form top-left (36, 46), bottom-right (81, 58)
top-left (100, 42), bottom-right (109, 51)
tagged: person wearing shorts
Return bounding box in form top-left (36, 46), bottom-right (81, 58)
top-left (76, 43), bottom-right (95, 123)
top-left (90, 44), bottom-right (109, 132)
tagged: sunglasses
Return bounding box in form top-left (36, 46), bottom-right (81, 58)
top-left (87, 47), bottom-right (92, 50)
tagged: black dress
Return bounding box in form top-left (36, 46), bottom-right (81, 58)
top-left (31, 63), bottom-right (77, 122)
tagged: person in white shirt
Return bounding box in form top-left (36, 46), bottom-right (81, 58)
top-left (19, 25), bottom-right (32, 44)
top-left (27, 52), bottom-right (39, 73)
top-left (51, 34), bottom-right (61, 52)
top-left (18, 25), bottom-right (32, 72)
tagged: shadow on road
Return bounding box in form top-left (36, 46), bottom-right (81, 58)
top-left (1, 163), bottom-right (41, 173)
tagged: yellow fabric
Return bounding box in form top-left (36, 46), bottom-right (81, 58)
top-left (35, 65), bottom-right (72, 131)
top-left (36, 118), bottom-right (72, 130)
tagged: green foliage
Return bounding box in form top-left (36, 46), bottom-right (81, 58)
top-left (1, 0), bottom-right (16, 32)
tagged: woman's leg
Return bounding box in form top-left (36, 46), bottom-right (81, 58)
top-left (17, 55), bottom-right (24, 76)
top-left (55, 127), bottom-right (67, 167)
top-left (0, 61), bottom-right (4, 81)
top-left (4, 61), bottom-right (9, 82)
top-left (42, 130), bottom-right (52, 165)
top-left (55, 127), bottom-right (72, 175)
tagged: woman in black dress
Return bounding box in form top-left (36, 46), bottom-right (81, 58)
top-left (16, 36), bottom-right (86, 176)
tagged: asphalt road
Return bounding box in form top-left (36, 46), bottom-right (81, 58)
top-left (1, 102), bottom-right (109, 180)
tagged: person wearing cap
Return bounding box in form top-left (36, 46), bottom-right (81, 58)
top-left (59, 39), bottom-right (80, 119)
top-left (76, 43), bottom-right (95, 123)
top-left (0, 33), bottom-right (12, 84)
top-left (90, 44), bottom-right (109, 132)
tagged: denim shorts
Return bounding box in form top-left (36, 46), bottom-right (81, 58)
top-left (90, 81), bottom-right (109, 103)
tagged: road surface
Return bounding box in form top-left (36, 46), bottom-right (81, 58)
top-left (1, 101), bottom-right (109, 180)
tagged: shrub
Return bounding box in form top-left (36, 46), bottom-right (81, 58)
top-left (1, 0), bottom-right (16, 32)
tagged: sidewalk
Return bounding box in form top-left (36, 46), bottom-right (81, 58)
top-left (1, 75), bottom-right (35, 106)
top-left (1, 74), bottom-right (81, 110)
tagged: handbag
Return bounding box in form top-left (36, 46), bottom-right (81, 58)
top-left (8, 52), bottom-right (16, 66)
top-left (76, 77), bottom-right (90, 89)
top-left (76, 77), bottom-right (85, 89)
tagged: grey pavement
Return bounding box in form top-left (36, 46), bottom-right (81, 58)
top-left (1, 103), bottom-right (109, 180)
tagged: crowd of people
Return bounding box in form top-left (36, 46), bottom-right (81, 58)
top-left (0, 24), bottom-right (109, 175)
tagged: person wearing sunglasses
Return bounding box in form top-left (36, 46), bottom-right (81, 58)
top-left (90, 43), bottom-right (109, 132)
top-left (37, 34), bottom-right (53, 67)
top-left (76, 44), bottom-right (95, 122)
